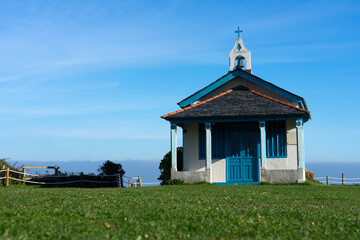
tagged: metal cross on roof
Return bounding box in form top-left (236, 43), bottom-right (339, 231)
top-left (235, 26), bottom-right (243, 38)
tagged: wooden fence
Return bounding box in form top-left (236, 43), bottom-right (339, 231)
top-left (125, 176), bottom-right (142, 187)
top-left (316, 173), bottom-right (360, 185)
top-left (0, 168), bottom-right (144, 188)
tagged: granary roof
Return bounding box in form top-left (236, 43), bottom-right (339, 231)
top-left (162, 86), bottom-right (310, 122)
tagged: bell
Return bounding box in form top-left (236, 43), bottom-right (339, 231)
top-left (236, 59), bottom-right (244, 69)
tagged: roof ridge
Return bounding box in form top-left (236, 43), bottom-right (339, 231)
top-left (161, 89), bottom-right (233, 118)
top-left (248, 89), bottom-right (311, 116)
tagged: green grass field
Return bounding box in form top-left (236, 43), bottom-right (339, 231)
top-left (0, 184), bottom-right (359, 239)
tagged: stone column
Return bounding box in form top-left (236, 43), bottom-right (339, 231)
top-left (296, 119), bottom-right (305, 182)
top-left (170, 124), bottom-right (177, 173)
top-left (205, 123), bottom-right (212, 183)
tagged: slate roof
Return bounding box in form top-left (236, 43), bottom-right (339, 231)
top-left (162, 86), bottom-right (310, 121)
top-left (177, 68), bottom-right (309, 111)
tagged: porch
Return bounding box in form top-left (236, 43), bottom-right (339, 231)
top-left (169, 120), bottom-right (305, 184)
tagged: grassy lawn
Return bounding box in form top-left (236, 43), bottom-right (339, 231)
top-left (0, 184), bottom-right (359, 239)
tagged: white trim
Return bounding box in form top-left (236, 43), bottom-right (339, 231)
top-left (205, 123), bottom-right (212, 169)
top-left (259, 121), bottom-right (266, 169)
top-left (171, 124), bottom-right (177, 171)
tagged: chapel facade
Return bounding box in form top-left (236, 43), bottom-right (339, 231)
top-left (162, 28), bottom-right (311, 184)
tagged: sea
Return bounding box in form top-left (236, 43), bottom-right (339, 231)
top-left (7, 160), bottom-right (360, 186)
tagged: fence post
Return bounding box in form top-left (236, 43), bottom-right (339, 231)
top-left (1, 166), bottom-right (4, 186)
top-left (120, 175), bottom-right (124, 188)
top-left (6, 167), bottom-right (9, 187)
top-left (138, 176), bottom-right (142, 187)
top-left (128, 179), bottom-right (131, 188)
top-left (342, 173), bottom-right (345, 185)
top-left (23, 167), bottom-right (26, 180)
top-left (326, 176), bottom-right (329, 185)
top-left (55, 166), bottom-right (59, 176)
top-left (80, 172), bottom-right (84, 188)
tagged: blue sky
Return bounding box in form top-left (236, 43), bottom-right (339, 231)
top-left (0, 0), bottom-right (359, 165)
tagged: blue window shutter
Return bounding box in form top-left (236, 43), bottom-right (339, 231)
top-left (266, 121), bottom-right (287, 158)
top-left (199, 123), bottom-right (227, 159)
top-left (211, 123), bottom-right (225, 159)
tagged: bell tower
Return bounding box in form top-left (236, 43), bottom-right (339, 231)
top-left (229, 27), bottom-right (251, 73)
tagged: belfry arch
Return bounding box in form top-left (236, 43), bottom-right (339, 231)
top-left (229, 27), bottom-right (251, 72)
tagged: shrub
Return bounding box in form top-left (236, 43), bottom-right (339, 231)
top-left (0, 158), bottom-right (23, 185)
top-left (158, 147), bottom-right (183, 185)
top-left (305, 169), bottom-right (315, 181)
top-left (98, 160), bottom-right (125, 187)
top-left (98, 160), bottom-right (125, 176)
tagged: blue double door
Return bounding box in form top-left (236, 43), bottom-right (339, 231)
top-left (225, 125), bottom-right (259, 183)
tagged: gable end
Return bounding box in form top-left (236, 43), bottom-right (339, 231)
top-left (178, 69), bottom-right (308, 111)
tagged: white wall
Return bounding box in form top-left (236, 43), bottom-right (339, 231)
top-left (183, 123), bottom-right (203, 171)
top-left (182, 123), bottom-right (226, 182)
top-left (212, 159), bottom-right (226, 182)
top-left (266, 120), bottom-right (298, 170)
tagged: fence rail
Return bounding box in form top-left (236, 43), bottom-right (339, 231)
top-left (315, 173), bottom-right (360, 185)
top-left (1, 168), bottom-right (122, 187)
top-left (0, 167), bottom-right (160, 187)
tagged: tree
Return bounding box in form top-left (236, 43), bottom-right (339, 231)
top-left (158, 147), bottom-right (183, 185)
top-left (98, 160), bottom-right (126, 187)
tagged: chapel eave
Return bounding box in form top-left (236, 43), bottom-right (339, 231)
top-left (165, 114), bottom-right (309, 124)
top-left (164, 87), bottom-right (311, 123)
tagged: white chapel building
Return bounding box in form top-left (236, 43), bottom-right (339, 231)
top-left (162, 28), bottom-right (311, 184)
